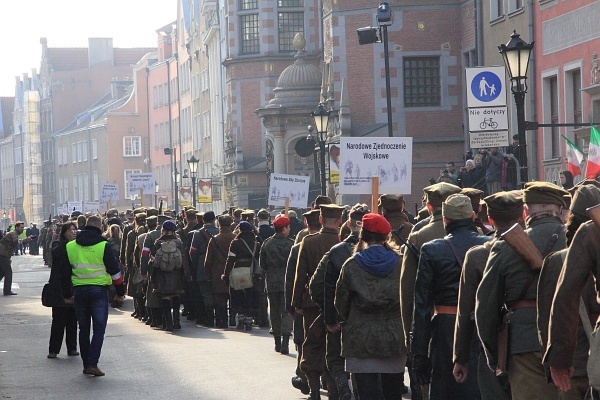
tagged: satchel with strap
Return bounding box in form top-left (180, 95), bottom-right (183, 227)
top-left (229, 238), bottom-right (258, 291)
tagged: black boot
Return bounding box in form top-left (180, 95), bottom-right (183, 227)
top-left (307, 373), bottom-right (322, 400)
top-left (274, 336), bottom-right (282, 352)
top-left (281, 335), bottom-right (290, 355)
top-left (151, 308), bottom-right (162, 328)
top-left (172, 297), bottom-right (181, 330)
top-left (162, 300), bottom-right (174, 332)
top-left (335, 374), bottom-right (352, 400)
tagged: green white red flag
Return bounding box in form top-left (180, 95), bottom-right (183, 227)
top-left (586, 126), bottom-right (600, 179)
top-left (562, 135), bottom-right (583, 177)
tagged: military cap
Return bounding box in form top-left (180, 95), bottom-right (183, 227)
top-left (125, 209), bottom-right (134, 216)
top-left (146, 215), bottom-right (158, 223)
top-left (134, 213), bottom-right (147, 223)
top-left (522, 182), bottom-right (568, 206)
top-left (484, 190), bottom-right (524, 221)
top-left (185, 208), bottom-right (197, 217)
top-left (233, 208), bottom-right (244, 218)
top-left (133, 207), bottom-right (146, 215)
top-left (273, 215), bottom-right (290, 229)
top-left (106, 208), bottom-right (119, 218)
top-left (460, 188), bottom-right (485, 212)
top-left (349, 203), bottom-right (370, 220)
top-left (361, 213), bottom-right (392, 235)
top-left (218, 214), bottom-right (234, 227)
top-left (302, 209), bottom-right (321, 225)
top-left (442, 194), bottom-right (474, 220)
top-left (570, 184), bottom-right (600, 217)
top-left (157, 215), bottom-right (170, 225)
top-left (71, 210), bottom-right (82, 219)
top-left (313, 195), bottom-right (333, 209)
top-left (378, 194), bottom-right (403, 211)
top-left (569, 178), bottom-right (600, 196)
top-left (257, 209), bottom-right (270, 220)
top-left (319, 204), bottom-right (345, 219)
top-left (146, 207), bottom-right (159, 217)
top-left (241, 210), bottom-right (255, 220)
top-left (106, 217), bottom-right (122, 226)
top-left (424, 182), bottom-right (462, 207)
top-left (184, 206), bottom-right (196, 212)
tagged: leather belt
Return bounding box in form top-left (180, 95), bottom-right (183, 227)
top-left (510, 299), bottom-right (537, 311)
top-left (434, 305), bottom-right (457, 315)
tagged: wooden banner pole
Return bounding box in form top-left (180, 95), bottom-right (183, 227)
top-left (371, 177), bottom-right (379, 214)
top-left (140, 188), bottom-right (144, 207)
top-left (285, 197), bottom-right (290, 216)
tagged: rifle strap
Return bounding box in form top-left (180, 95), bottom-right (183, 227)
top-left (445, 238), bottom-right (464, 267)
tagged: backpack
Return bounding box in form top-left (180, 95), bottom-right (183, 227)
top-left (154, 240), bottom-right (182, 272)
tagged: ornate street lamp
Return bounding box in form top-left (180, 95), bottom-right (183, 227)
top-left (311, 103), bottom-right (331, 196)
top-left (499, 31), bottom-right (534, 184)
top-left (187, 155), bottom-right (200, 208)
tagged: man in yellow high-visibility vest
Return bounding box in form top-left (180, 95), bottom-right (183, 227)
top-left (63, 215), bottom-right (125, 377)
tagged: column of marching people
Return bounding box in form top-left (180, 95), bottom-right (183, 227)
top-left (31, 180), bottom-right (600, 399)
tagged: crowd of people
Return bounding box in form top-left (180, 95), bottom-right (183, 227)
top-left (2, 174), bottom-right (600, 399)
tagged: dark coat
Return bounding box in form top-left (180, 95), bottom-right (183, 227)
top-left (258, 223), bottom-right (275, 241)
top-left (49, 236), bottom-right (73, 306)
top-left (292, 227), bottom-right (340, 309)
top-left (383, 210), bottom-right (413, 249)
top-left (204, 227), bottom-right (235, 295)
top-left (259, 234), bottom-right (294, 293)
top-left (544, 221), bottom-right (600, 370)
top-left (223, 231), bottom-right (261, 285)
top-left (151, 235), bottom-right (185, 296)
top-left (335, 250), bottom-right (406, 359)
top-left (412, 220), bottom-right (491, 358)
top-left (189, 223), bottom-right (220, 281)
top-left (288, 217), bottom-right (304, 240)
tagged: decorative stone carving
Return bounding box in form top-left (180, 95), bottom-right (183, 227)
top-left (593, 52), bottom-right (599, 85)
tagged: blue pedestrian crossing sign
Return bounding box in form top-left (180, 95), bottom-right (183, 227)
top-left (466, 66), bottom-right (507, 108)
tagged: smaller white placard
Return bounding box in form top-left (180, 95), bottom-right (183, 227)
top-left (268, 173), bottom-right (310, 208)
top-left (469, 131), bottom-right (510, 149)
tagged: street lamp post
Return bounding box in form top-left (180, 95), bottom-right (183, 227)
top-left (356, 2), bottom-right (394, 138)
top-left (311, 103), bottom-right (331, 196)
top-left (173, 168), bottom-right (180, 213)
top-left (187, 155), bottom-right (200, 209)
top-left (499, 30), bottom-right (534, 184)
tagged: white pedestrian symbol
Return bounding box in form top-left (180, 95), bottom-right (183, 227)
top-left (479, 77), bottom-right (491, 97)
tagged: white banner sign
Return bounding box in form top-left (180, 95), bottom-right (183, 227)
top-left (268, 173), bottom-right (310, 208)
top-left (67, 201), bottom-right (83, 213)
top-left (340, 137), bottom-right (413, 195)
top-left (127, 173), bottom-right (155, 192)
top-left (58, 204), bottom-right (68, 215)
top-left (84, 201), bottom-right (100, 214)
top-left (100, 183), bottom-right (120, 203)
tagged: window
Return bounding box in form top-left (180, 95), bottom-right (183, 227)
top-left (158, 85), bottom-right (164, 107)
top-left (571, 69), bottom-right (582, 124)
top-left (549, 76), bottom-right (560, 158)
top-left (93, 171), bottom-right (98, 201)
top-left (278, 12), bottom-right (304, 52)
top-left (72, 144), bottom-right (77, 163)
top-left (203, 112), bottom-right (210, 138)
top-left (83, 173), bottom-right (89, 202)
top-left (491, 0), bottom-right (504, 20)
top-left (240, 14), bottom-right (260, 54)
top-left (59, 178), bottom-right (64, 203)
top-left (63, 147), bottom-right (68, 165)
top-left (124, 169), bottom-right (142, 199)
top-left (278, 0), bottom-right (303, 5)
top-left (508, 0), bottom-right (523, 13)
top-left (92, 139), bottom-right (97, 159)
top-left (153, 86), bottom-right (158, 108)
top-left (73, 176), bottom-right (79, 201)
top-left (83, 141), bottom-right (88, 161)
top-left (123, 136), bottom-right (142, 157)
top-left (403, 57), bottom-right (441, 107)
top-left (240, 0), bottom-right (258, 9)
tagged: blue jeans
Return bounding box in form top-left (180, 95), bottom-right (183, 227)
top-left (73, 286), bottom-right (109, 368)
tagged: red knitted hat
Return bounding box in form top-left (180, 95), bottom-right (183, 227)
top-left (361, 213), bottom-right (391, 235)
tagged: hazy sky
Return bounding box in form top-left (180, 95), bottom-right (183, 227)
top-left (0, 0), bottom-right (176, 97)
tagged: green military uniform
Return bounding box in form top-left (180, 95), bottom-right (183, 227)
top-left (454, 191), bottom-right (523, 400)
top-left (476, 182), bottom-right (568, 400)
top-left (292, 204), bottom-right (342, 399)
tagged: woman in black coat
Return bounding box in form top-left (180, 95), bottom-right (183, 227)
top-left (47, 222), bottom-right (79, 358)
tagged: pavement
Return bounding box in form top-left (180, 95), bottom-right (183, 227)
top-left (0, 253), bottom-right (412, 400)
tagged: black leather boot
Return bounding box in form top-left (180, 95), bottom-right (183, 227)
top-left (281, 335), bottom-right (290, 355)
top-left (162, 300), bottom-right (174, 332)
top-left (336, 374), bottom-right (352, 400)
top-left (151, 308), bottom-right (162, 328)
top-left (172, 297), bottom-right (181, 330)
top-left (274, 336), bottom-right (282, 352)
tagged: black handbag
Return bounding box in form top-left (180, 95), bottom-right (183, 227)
top-left (41, 282), bottom-right (68, 308)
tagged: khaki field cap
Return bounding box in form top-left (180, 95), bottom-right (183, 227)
top-left (424, 182), bottom-right (461, 207)
top-left (378, 194), bottom-right (403, 211)
top-left (218, 214), bottom-right (234, 227)
top-left (320, 204), bottom-right (345, 219)
top-left (303, 209), bottom-right (321, 225)
top-left (349, 203), bottom-right (370, 220)
top-left (484, 190), bottom-right (524, 221)
top-left (522, 182), bottom-right (569, 206)
top-left (442, 194), bottom-right (474, 220)
top-left (460, 188), bottom-right (484, 211)
top-left (570, 184), bottom-right (600, 217)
